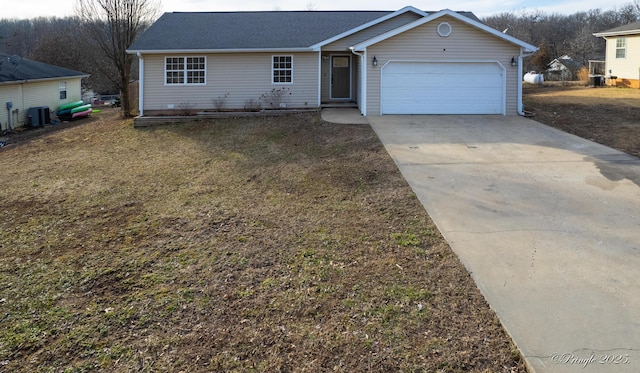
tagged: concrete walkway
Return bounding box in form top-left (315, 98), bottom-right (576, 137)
top-left (365, 115), bottom-right (640, 372)
top-left (321, 108), bottom-right (369, 125)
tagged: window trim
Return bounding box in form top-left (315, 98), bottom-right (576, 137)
top-left (615, 37), bottom-right (626, 59)
top-left (59, 81), bottom-right (67, 100)
top-left (272, 55), bottom-right (293, 84)
top-left (164, 56), bottom-right (207, 86)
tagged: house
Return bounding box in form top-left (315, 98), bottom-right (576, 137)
top-left (0, 53), bottom-right (88, 131)
top-left (594, 21), bottom-right (640, 88)
top-left (127, 6), bottom-right (537, 117)
top-left (546, 55), bottom-right (583, 81)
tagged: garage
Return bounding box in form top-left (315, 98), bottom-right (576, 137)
top-left (381, 61), bottom-right (505, 115)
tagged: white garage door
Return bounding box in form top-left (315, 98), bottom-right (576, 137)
top-left (381, 61), bottom-right (505, 114)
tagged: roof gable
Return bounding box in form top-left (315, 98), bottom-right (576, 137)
top-left (547, 55), bottom-right (583, 70)
top-left (0, 53), bottom-right (88, 83)
top-left (352, 9), bottom-right (537, 52)
top-left (310, 6), bottom-right (427, 50)
top-left (594, 21), bottom-right (640, 37)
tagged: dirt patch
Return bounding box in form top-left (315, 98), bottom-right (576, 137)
top-left (523, 85), bottom-right (640, 157)
top-left (0, 111), bottom-right (525, 372)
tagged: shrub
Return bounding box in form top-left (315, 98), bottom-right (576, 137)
top-left (260, 87), bottom-right (291, 109)
top-left (577, 67), bottom-right (589, 85)
top-left (213, 93), bottom-right (230, 111)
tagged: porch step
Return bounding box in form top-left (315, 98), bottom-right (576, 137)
top-left (320, 102), bottom-right (358, 109)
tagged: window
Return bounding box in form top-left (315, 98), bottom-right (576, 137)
top-left (165, 56), bottom-right (206, 85)
top-left (616, 38), bottom-right (626, 59)
top-left (437, 22), bottom-right (452, 37)
top-left (59, 81), bottom-right (67, 100)
top-left (272, 55), bottom-right (293, 83)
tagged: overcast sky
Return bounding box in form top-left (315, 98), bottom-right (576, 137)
top-left (2, 0), bottom-right (635, 19)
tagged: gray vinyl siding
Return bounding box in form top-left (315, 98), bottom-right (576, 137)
top-left (365, 16), bottom-right (521, 115)
top-left (320, 53), bottom-right (357, 102)
top-left (319, 12), bottom-right (422, 103)
top-left (353, 55), bottom-right (361, 105)
top-left (142, 52), bottom-right (319, 112)
top-left (323, 12), bottom-right (422, 51)
top-left (320, 55), bottom-right (330, 102)
top-left (0, 79), bottom-right (82, 128)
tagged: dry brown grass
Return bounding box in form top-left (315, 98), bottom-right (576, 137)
top-left (523, 85), bottom-right (640, 157)
top-left (0, 109), bottom-right (525, 372)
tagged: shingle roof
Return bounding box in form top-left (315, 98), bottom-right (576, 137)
top-left (129, 11), bottom-right (391, 51)
top-left (0, 53), bottom-right (88, 83)
top-left (128, 10), bottom-right (481, 52)
top-left (594, 21), bottom-right (640, 36)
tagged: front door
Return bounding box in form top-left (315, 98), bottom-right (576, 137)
top-left (331, 56), bottom-right (351, 99)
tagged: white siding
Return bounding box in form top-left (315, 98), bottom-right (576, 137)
top-left (0, 78), bottom-right (82, 128)
top-left (365, 16), bottom-right (521, 115)
top-left (604, 35), bottom-right (640, 86)
top-left (0, 85), bottom-right (21, 130)
top-left (142, 52), bottom-right (319, 112)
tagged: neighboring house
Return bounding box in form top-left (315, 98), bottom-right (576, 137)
top-left (0, 53), bottom-right (88, 130)
top-left (127, 7), bottom-right (537, 116)
top-left (546, 55), bottom-right (583, 81)
top-left (594, 21), bottom-right (640, 88)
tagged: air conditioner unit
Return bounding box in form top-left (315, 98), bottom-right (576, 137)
top-left (27, 106), bottom-right (50, 127)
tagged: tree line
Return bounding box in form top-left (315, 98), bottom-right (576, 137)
top-left (0, 0), bottom-right (159, 117)
top-left (1, 1), bottom-right (640, 114)
top-left (0, 16), bottom-right (120, 95)
top-left (483, 1), bottom-right (640, 71)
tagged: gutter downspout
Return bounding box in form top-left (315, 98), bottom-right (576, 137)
top-left (318, 52), bottom-right (322, 109)
top-left (5, 102), bottom-right (11, 132)
top-left (349, 47), bottom-right (366, 116)
top-left (518, 49), bottom-right (536, 116)
top-left (137, 52), bottom-right (144, 117)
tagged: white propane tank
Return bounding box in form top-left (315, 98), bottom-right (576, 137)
top-left (524, 71), bottom-right (544, 84)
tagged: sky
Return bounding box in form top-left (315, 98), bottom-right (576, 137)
top-left (1, 0), bottom-right (636, 19)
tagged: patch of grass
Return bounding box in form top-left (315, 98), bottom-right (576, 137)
top-left (391, 231), bottom-right (421, 247)
top-left (0, 110), bottom-right (525, 372)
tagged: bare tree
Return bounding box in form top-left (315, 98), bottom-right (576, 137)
top-left (30, 17), bottom-right (119, 94)
top-left (483, 4), bottom-right (640, 72)
top-left (75, 0), bottom-right (161, 117)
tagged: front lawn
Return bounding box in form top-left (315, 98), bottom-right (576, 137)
top-left (0, 111), bottom-right (524, 372)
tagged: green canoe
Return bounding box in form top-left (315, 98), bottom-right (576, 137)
top-left (70, 104), bottom-right (92, 114)
top-left (58, 100), bottom-right (84, 111)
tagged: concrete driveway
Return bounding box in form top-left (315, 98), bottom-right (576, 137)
top-left (367, 115), bottom-right (640, 373)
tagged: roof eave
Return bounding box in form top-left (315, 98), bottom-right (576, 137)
top-left (351, 9), bottom-right (538, 53)
top-left (127, 47), bottom-right (315, 55)
top-left (0, 74), bottom-right (89, 85)
top-left (593, 30), bottom-right (640, 37)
